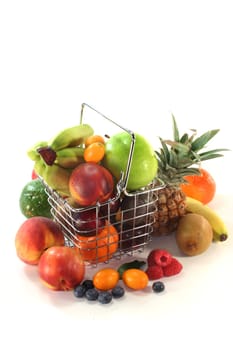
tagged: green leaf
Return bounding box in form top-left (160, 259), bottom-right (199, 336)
top-left (169, 149), bottom-right (178, 167)
top-left (199, 153), bottom-right (225, 161)
top-left (190, 150), bottom-right (201, 162)
top-left (198, 148), bottom-right (229, 161)
top-left (155, 148), bottom-right (167, 168)
top-left (165, 140), bottom-right (190, 155)
top-left (191, 129), bottom-right (220, 151)
top-left (188, 129), bottom-right (197, 143)
top-left (172, 114), bottom-right (180, 142)
top-left (160, 138), bottom-right (170, 162)
top-left (199, 148), bottom-right (229, 156)
top-left (180, 167), bottom-right (201, 176)
top-left (179, 133), bottom-right (189, 144)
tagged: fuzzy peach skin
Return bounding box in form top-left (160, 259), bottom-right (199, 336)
top-left (38, 246), bottom-right (85, 291)
top-left (15, 216), bottom-right (65, 265)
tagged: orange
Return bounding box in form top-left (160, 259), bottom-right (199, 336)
top-left (122, 268), bottom-right (149, 290)
top-left (93, 268), bottom-right (120, 290)
top-left (180, 168), bottom-right (216, 204)
top-left (85, 135), bottom-right (105, 147)
top-left (76, 222), bottom-right (119, 264)
top-left (84, 142), bottom-right (105, 163)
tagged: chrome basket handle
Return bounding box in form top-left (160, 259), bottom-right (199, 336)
top-left (80, 102), bottom-right (136, 192)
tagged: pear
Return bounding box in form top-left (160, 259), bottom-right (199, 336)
top-left (176, 213), bottom-right (213, 256)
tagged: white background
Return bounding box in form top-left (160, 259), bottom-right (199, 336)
top-left (1, 1), bottom-right (233, 349)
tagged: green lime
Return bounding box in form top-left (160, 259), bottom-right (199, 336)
top-left (19, 179), bottom-right (52, 218)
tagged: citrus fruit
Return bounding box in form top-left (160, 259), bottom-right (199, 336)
top-left (180, 168), bottom-right (216, 204)
top-left (122, 268), bottom-right (149, 290)
top-left (84, 142), bottom-right (105, 163)
top-left (93, 268), bottom-right (120, 290)
top-left (76, 222), bottom-right (119, 263)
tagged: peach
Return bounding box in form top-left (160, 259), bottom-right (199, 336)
top-left (15, 216), bottom-right (65, 265)
top-left (38, 246), bottom-right (85, 291)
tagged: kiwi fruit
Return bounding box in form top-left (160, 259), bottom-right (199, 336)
top-left (176, 213), bottom-right (213, 256)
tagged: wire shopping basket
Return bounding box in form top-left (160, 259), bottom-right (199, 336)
top-left (43, 103), bottom-right (165, 265)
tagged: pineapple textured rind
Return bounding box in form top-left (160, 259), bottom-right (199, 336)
top-left (153, 186), bottom-right (186, 236)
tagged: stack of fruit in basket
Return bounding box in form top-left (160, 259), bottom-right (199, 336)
top-left (26, 122), bottom-right (158, 197)
top-left (22, 120), bottom-right (160, 265)
top-left (15, 111), bottom-right (230, 297)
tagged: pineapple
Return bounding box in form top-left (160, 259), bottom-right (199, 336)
top-left (153, 115), bottom-right (227, 236)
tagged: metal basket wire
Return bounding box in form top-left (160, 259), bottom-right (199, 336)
top-left (43, 103), bottom-right (165, 265)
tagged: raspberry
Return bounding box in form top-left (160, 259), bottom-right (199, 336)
top-left (147, 249), bottom-right (172, 267)
top-left (145, 264), bottom-right (164, 280)
top-left (163, 258), bottom-right (183, 277)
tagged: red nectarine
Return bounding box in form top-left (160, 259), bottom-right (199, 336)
top-left (69, 163), bottom-right (114, 207)
top-left (15, 216), bottom-right (65, 265)
top-left (38, 246), bottom-right (85, 291)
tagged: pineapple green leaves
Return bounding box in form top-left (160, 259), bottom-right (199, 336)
top-left (155, 115), bottom-right (229, 185)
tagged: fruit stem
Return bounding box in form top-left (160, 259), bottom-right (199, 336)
top-left (37, 146), bottom-right (57, 166)
top-left (117, 260), bottom-right (146, 278)
top-left (219, 233), bottom-right (228, 242)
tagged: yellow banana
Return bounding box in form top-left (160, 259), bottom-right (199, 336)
top-left (49, 124), bottom-right (94, 151)
top-left (33, 158), bottom-right (46, 178)
top-left (55, 146), bottom-right (84, 168)
top-left (33, 159), bottom-right (71, 197)
top-left (27, 123), bottom-right (93, 197)
top-left (42, 163), bottom-right (71, 197)
top-left (185, 196), bottom-right (228, 242)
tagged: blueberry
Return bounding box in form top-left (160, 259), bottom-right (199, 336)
top-left (152, 281), bottom-right (165, 293)
top-left (98, 291), bottom-right (113, 304)
top-left (74, 284), bottom-right (86, 298)
top-left (111, 286), bottom-right (125, 299)
top-left (85, 288), bottom-right (99, 301)
top-left (82, 279), bottom-right (94, 290)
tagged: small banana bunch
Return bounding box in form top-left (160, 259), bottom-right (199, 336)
top-left (185, 196), bottom-right (228, 242)
top-left (27, 124), bottom-right (94, 196)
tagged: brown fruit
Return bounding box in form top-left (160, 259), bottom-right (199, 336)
top-left (175, 213), bottom-right (213, 256)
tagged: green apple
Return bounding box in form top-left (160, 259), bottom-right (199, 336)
top-left (103, 132), bottom-right (158, 191)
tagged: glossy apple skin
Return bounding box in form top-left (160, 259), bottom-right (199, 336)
top-left (103, 132), bottom-right (158, 191)
top-left (38, 246), bottom-right (85, 291)
top-left (15, 217), bottom-right (65, 265)
top-left (69, 162), bottom-right (114, 206)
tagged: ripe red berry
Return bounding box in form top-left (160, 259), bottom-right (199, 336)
top-left (145, 265), bottom-right (164, 280)
top-left (147, 249), bottom-right (172, 267)
top-left (163, 258), bottom-right (183, 277)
